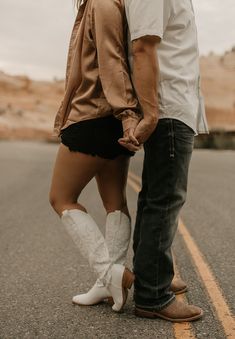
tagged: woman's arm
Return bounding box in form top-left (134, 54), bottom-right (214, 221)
top-left (91, 0), bottom-right (142, 134)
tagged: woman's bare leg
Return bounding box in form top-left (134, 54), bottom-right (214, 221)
top-left (49, 146), bottom-right (135, 311)
top-left (95, 155), bottom-right (131, 217)
top-left (49, 143), bottom-right (108, 216)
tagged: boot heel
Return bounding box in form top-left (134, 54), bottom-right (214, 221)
top-left (107, 296), bottom-right (114, 305)
top-left (122, 268), bottom-right (135, 289)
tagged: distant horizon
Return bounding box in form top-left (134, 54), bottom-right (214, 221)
top-left (1, 47), bottom-right (234, 83)
top-left (0, 0), bottom-right (235, 81)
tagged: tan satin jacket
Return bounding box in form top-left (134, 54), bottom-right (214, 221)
top-left (53, 0), bottom-right (141, 137)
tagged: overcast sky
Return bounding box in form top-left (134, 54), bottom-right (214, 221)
top-left (0, 0), bottom-right (234, 80)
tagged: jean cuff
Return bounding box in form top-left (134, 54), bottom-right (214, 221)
top-left (135, 293), bottom-right (175, 312)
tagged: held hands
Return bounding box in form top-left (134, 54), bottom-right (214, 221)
top-left (118, 117), bottom-right (158, 152)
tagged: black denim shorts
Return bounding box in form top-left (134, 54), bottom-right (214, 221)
top-left (60, 115), bottom-right (135, 160)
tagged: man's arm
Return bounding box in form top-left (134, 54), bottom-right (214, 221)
top-left (131, 35), bottom-right (160, 142)
top-left (119, 0), bottom-right (165, 149)
top-left (119, 36), bottom-right (160, 149)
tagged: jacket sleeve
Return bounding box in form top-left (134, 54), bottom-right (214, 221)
top-left (91, 0), bottom-right (142, 131)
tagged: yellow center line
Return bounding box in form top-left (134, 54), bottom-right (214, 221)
top-left (173, 294), bottom-right (196, 339)
top-left (128, 171), bottom-right (142, 185)
top-left (127, 176), bottom-right (141, 194)
top-left (178, 220), bottom-right (235, 338)
top-left (128, 171), bottom-right (235, 339)
top-left (173, 265), bottom-right (196, 339)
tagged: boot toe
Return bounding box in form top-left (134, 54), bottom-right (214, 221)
top-left (159, 299), bottom-right (203, 321)
top-left (135, 299), bottom-right (203, 322)
top-left (72, 284), bottom-right (110, 306)
top-left (72, 295), bottom-right (83, 305)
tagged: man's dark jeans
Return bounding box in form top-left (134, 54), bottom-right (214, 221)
top-left (133, 118), bottom-right (194, 310)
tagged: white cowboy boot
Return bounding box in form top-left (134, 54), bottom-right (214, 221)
top-left (72, 210), bottom-right (131, 305)
top-left (61, 209), bottom-right (134, 312)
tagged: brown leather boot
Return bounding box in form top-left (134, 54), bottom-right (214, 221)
top-left (135, 299), bottom-right (203, 322)
top-left (107, 277), bottom-right (188, 306)
top-left (170, 277), bottom-right (188, 295)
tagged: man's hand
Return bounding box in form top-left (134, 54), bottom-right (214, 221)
top-left (118, 116), bottom-right (158, 151)
top-left (118, 128), bottom-right (141, 152)
top-left (133, 116), bottom-right (158, 144)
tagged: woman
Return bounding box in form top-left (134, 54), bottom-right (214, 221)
top-left (49, 0), bottom-right (141, 312)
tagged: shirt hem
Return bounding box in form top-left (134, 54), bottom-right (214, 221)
top-left (158, 115), bottom-right (209, 136)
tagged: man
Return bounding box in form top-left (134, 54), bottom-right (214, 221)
top-left (119, 0), bottom-right (209, 322)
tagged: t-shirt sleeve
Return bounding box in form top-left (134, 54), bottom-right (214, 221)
top-left (124, 0), bottom-right (164, 41)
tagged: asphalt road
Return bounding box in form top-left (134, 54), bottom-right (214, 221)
top-left (0, 141), bottom-right (234, 339)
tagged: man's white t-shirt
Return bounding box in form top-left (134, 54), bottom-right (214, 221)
top-left (124, 0), bottom-right (209, 134)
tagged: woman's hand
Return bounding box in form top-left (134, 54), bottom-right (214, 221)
top-left (118, 116), bottom-right (158, 151)
top-left (118, 118), bottom-right (141, 152)
top-left (119, 128), bottom-right (141, 152)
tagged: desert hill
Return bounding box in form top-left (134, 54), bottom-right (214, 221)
top-left (200, 49), bottom-right (235, 131)
top-left (0, 72), bottom-right (64, 140)
top-left (0, 49), bottom-right (235, 141)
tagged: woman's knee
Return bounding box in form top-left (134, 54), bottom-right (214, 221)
top-left (102, 198), bottom-right (128, 215)
top-left (49, 193), bottom-right (87, 217)
top-left (49, 192), bottom-right (69, 215)
top-left (49, 193), bottom-right (62, 215)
